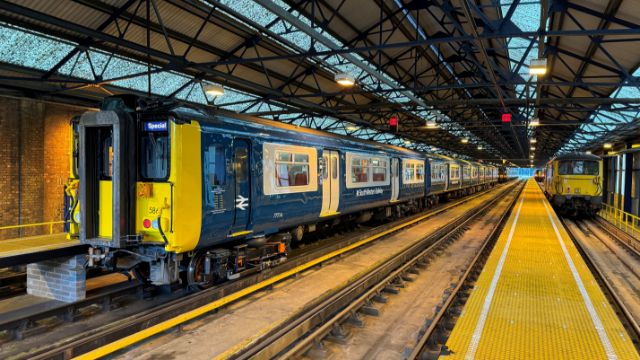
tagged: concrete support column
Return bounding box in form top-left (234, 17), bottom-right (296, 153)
top-left (27, 255), bottom-right (86, 302)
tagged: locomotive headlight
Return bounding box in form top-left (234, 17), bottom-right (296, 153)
top-left (74, 212), bottom-right (81, 223)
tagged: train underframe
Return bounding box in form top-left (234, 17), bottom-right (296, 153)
top-left (87, 182), bottom-right (496, 289)
top-left (550, 195), bottom-right (602, 217)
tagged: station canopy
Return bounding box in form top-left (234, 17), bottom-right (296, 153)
top-left (0, 0), bottom-right (638, 166)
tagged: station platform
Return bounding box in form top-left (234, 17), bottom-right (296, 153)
top-left (0, 233), bottom-right (85, 267)
top-left (442, 179), bottom-right (640, 359)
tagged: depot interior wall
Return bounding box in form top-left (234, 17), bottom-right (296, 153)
top-left (0, 96), bottom-right (86, 239)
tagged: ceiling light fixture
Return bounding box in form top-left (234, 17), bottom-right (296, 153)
top-left (530, 138), bottom-right (537, 144)
top-left (425, 119), bottom-right (438, 129)
top-left (204, 83), bottom-right (225, 97)
top-left (603, 143), bottom-right (612, 149)
top-left (529, 58), bottom-right (547, 75)
top-left (461, 138), bottom-right (469, 144)
top-left (334, 72), bottom-right (355, 86)
top-left (529, 118), bottom-right (540, 126)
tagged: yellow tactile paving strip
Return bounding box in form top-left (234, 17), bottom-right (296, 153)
top-left (441, 179), bottom-right (640, 360)
top-left (0, 233), bottom-right (77, 257)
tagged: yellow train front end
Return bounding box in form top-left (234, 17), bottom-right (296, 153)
top-left (64, 96), bottom-right (206, 285)
top-left (544, 153), bottom-right (603, 216)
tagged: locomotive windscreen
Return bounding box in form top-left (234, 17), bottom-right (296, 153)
top-left (140, 121), bottom-right (170, 181)
top-left (558, 160), bottom-right (599, 175)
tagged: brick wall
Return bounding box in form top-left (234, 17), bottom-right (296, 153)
top-left (0, 96), bottom-right (86, 240)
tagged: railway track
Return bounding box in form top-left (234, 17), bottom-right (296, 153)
top-left (562, 217), bottom-right (640, 349)
top-left (229, 181), bottom-right (524, 359)
top-left (0, 270), bottom-right (26, 300)
top-left (1, 182), bottom-right (517, 359)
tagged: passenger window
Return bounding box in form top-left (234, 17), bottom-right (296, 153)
top-left (372, 158), bottom-right (387, 182)
top-left (234, 147), bottom-right (248, 182)
top-left (404, 163), bottom-right (415, 181)
top-left (352, 158), bottom-right (370, 183)
top-left (276, 151), bottom-right (310, 187)
top-left (332, 157), bottom-right (338, 180)
top-left (205, 145), bottom-right (225, 186)
top-left (416, 164), bottom-right (424, 181)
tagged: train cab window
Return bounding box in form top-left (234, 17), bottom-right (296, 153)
top-left (275, 151), bottom-right (309, 187)
top-left (205, 145), bottom-right (225, 186)
top-left (558, 160), bottom-right (599, 175)
top-left (140, 124), bottom-right (170, 181)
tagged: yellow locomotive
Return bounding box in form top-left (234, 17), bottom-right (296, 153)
top-left (543, 153), bottom-right (603, 216)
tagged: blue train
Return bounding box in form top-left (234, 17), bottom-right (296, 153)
top-left (68, 96), bottom-right (498, 287)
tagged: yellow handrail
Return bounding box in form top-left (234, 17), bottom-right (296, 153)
top-left (0, 220), bottom-right (67, 235)
top-left (598, 203), bottom-right (640, 240)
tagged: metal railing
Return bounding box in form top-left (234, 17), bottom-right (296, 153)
top-left (599, 203), bottom-right (640, 240)
top-left (0, 220), bottom-right (66, 240)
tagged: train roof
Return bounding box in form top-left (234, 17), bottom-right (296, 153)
top-left (139, 100), bottom-right (425, 159)
top-left (551, 152), bottom-right (602, 162)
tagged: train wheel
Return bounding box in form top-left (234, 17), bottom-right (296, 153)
top-left (187, 250), bottom-right (216, 290)
top-left (132, 263), bottom-right (151, 284)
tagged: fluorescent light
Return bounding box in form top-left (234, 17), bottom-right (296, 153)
top-left (529, 118), bottom-right (540, 127)
top-left (530, 138), bottom-right (537, 144)
top-left (204, 83), bottom-right (224, 96)
top-left (345, 122), bottom-right (358, 131)
top-left (586, 150), bottom-right (592, 154)
top-left (530, 146), bottom-right (536, 151)
top-left (425, 120), bottom-right (438, 129)
top-left (335, 72), bottom-right (355, 86)
top-left (529, 58), bottom-right (547, 75)
top-left (477, 145), bottom-right (483, 150)
top-left (530, 155), bottom-right (534, 159)
top-left (461, 138), bottom-right (469, 144)
top-left (404, 140), bottom-right (412, 145)
top-left (603, 143), bottom-right (612, 149)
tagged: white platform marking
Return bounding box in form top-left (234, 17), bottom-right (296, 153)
top-left (541, 199), bottom-right (617, 360)
top-left (464, 194), bottom-right (525, 360)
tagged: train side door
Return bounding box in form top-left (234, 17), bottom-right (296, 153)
top-left (202, 135), bottom-right (234, 241)
top-left (321, 150), bottom-right (340, 216)
top-left (444, 163), bottom-right (449, 190)
top-left (390, 158), bottom-right (400, 202)
top-left (231, 139), bottom-right (251, 235)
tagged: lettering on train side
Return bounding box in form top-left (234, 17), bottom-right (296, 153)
top-left (355, 188), bottom-right (384, 197)
top-left (273, 212), bottom-right (284, 219)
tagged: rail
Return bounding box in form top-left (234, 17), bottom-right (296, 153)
top-left (0, 220), bottom-right (66, 238)
top-left (599, 203), bottom-right (640, 240)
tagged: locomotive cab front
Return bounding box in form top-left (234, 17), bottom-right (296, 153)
top-left (74, 96), bottom-right (202, 285)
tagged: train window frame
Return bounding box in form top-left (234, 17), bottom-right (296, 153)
top-left (263, 142), bottom-right (317, 195)
top-left (557, 160), bottom-right (599, 176)
top-left (345, 152), bottom-right (390, 189)
top-left (275, 151), bottom-right (310, 187)
top-left (139, 122), bottom-right (171, 182)
top-left (430, 162), bottom-right (446, 183)
top-left (450, 164), bottom-right (460, 180)
top-left (205, 145), bottom-right (226, 187)
top-left (402, 158), bottom-right (425, 185)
